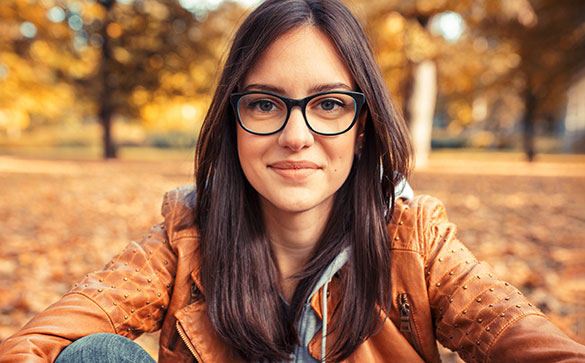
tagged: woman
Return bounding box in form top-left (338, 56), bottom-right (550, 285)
top-left (1, 0), bottom-right (584, 362)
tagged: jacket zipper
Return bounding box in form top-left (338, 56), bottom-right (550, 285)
top-left (398, 293), bottom-right (424, 357)
top-left (176, 320), bottom-right (203, 363)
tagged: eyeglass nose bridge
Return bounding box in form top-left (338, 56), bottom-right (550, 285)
top-left (279, 97), bottom-right (313, 132)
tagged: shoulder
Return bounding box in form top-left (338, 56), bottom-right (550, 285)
top-left (388, 194), bottom-right (454, 254)
top-left (161, 185), bottom-right (196, 211)
top-left (161, 185), bottom-right (198, 241)
top-left (395, 194), bottom-right (448, 223)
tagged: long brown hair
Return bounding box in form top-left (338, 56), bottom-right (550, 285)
top-left (194, 0), bottom-right (412, 361)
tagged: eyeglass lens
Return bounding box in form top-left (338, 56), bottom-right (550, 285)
top-left (237, 93), bottom-right (357, 134)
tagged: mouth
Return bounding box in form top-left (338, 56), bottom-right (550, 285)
top-left (268, 160), bottom-right (320, 179)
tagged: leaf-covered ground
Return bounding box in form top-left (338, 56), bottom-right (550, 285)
top-left (1, 154), bottom-right (584, 359)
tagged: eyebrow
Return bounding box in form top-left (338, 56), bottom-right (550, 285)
top-left (242, 82), bottom-right (352, 95)
top-left (242, 84), bottom-right (286, 94)
top-left (309, 83), bottom-right (352, 93)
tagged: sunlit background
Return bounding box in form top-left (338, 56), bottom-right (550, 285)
top-left (1, 1), bottom-right (585, 360)
top-left (1, 0), bottom-right (584, 161)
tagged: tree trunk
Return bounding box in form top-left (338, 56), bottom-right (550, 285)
top-left (408, 60), bottom-right (437, 168)
top-left (522, 88), bottom-right (536, 162)
top-left (99, 4), bottom-right (116, 159)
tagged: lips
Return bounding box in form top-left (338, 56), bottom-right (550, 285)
top-left (268, 160), bottom-right (320, 179)
top-left (270, 160), bottom-right (320, 169)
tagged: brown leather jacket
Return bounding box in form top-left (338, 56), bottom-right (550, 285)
top-left (1, 185), bottom-right (584, 362)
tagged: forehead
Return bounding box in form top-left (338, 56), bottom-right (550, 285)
top-left (242, 26), bottom-right (355, 95)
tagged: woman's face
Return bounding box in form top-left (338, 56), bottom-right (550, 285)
top-left (237, 26), bottom-right (361, 216)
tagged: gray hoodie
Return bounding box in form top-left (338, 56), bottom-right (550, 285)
top-left (288, 179), bottom-right (414, 362)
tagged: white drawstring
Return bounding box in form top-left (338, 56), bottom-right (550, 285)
top-left (300, 246), bottom-right (349, 363)
top-left (321, 281), bottom-right (329, 362)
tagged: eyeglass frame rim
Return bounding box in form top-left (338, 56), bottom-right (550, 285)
top-left (229, 90), bottom-right (366, 136)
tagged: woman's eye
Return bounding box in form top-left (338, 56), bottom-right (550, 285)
top-left (319, 99), bottom-right (345, 111)
top-left (250, 100), bottom-right (277, 112)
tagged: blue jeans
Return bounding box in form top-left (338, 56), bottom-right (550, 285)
top-left (55, 333), bottom-right (156, 363)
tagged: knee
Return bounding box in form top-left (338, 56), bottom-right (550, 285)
top-left (55, 333), bottom-right (155, 363)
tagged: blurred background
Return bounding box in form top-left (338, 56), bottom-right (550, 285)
top-left (1, 0), bottom-right (585, 160)
top-left (0, 0), bottom-right (584, 360)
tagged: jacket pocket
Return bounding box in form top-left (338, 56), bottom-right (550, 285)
top-left (398, 293), bottom-right (424, 357)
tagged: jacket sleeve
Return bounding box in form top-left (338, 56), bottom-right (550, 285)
top-left (0, 193), bottom-right (179, 363)
top-left (417, 195), bottom-right (585, 362)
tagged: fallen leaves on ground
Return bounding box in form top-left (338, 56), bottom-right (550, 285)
top-left (0, 155), bottom-right (584, 359)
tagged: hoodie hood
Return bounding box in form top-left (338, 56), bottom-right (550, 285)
top-left (289, 179), bottom-right (413, 362)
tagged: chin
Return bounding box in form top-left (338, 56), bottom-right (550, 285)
top-left (280, 202), bottom-right (318, 214)
top-left (263, 192), bottom-right (332, 215)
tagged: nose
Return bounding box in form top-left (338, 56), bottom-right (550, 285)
top-left (277, 106), bottom-right (314, 151)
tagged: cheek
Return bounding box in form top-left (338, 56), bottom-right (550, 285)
top-left (328, 135), bottom-right (357, 175)
top-left (236, 129), bottom-right (252, 176)
top-left (236, 129), bottom-right (269, 182)
top-left (237, 131), bottom-right (254, 172)
top-left (236, 131), bottom-right (246, 162)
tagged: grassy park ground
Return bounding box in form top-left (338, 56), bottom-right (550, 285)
top-left (1, 149), bottom-right (584, 360)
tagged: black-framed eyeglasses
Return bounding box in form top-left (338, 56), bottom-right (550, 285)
top-left (230, 90), bottom-right (366, 136)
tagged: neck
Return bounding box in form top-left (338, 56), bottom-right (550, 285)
top-left (261, 198), bottom-right (332, 301)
